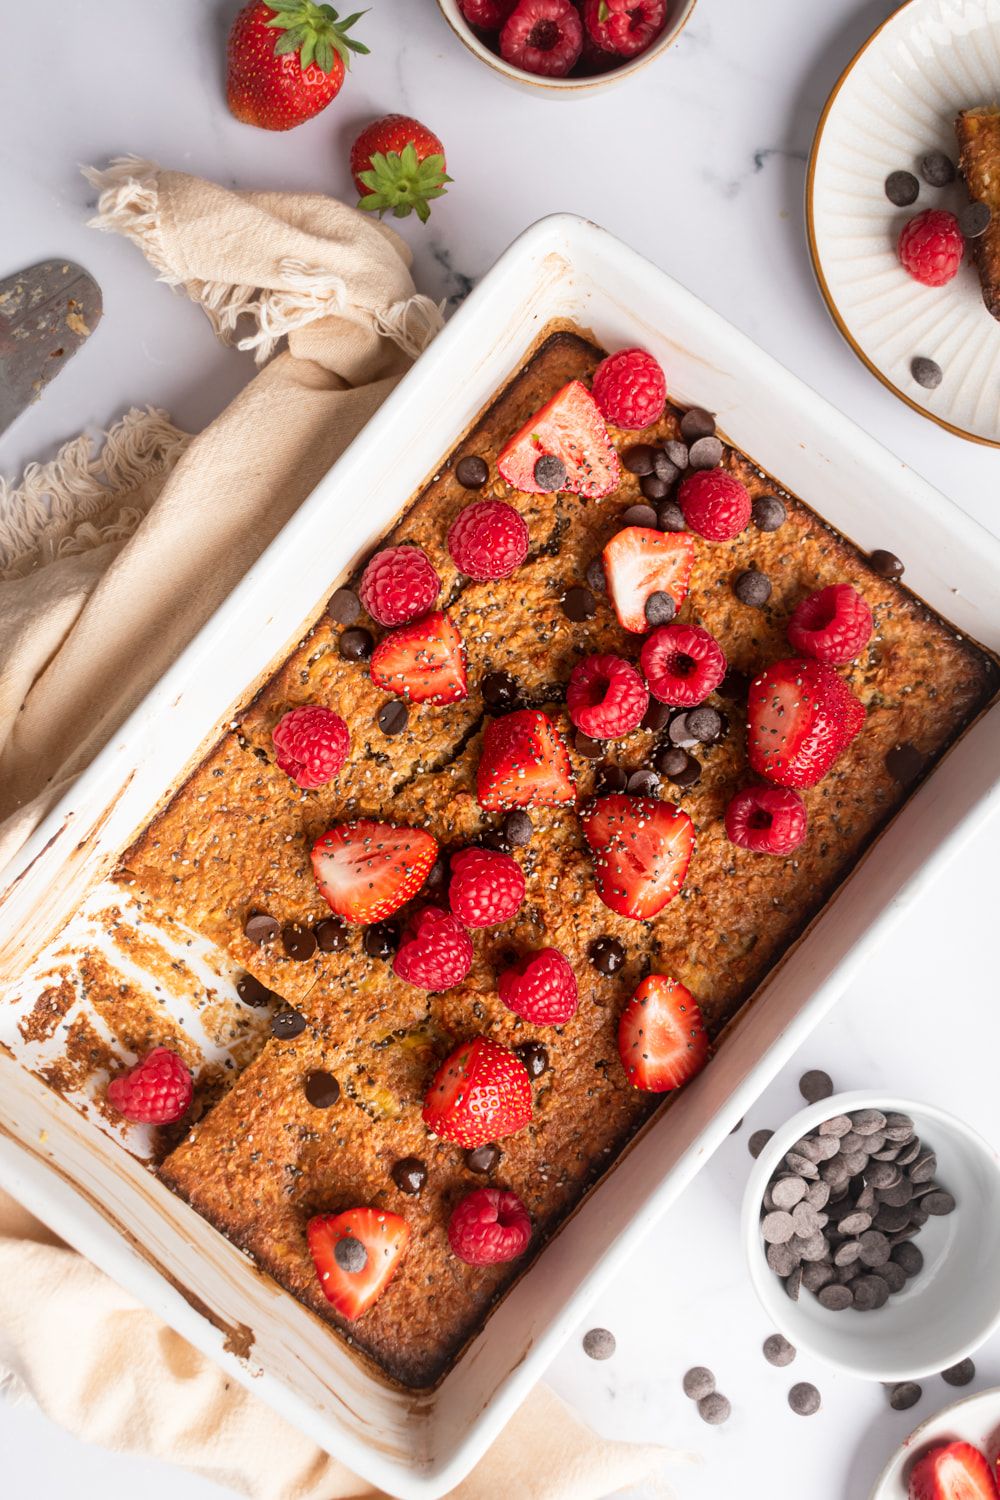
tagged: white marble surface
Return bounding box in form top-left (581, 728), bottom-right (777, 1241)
top-left (1, 1), bottom-right (999, 1497)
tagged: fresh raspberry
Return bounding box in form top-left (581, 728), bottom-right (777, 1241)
top-left (725, 785), bottom-right (807, 855)
top-left (582, 0), bottom-right (667, 59)
top-left (591, 348), bottom-right (667, 429)
top-left (459, 0), bottom-right (517, 27)
top-left (449, 847), bottom-right (525, 927)
top-left (640, 623), bottom-right (727, 706)
top-left (500, 0), bottom-right (583, 76)
top-left (447, 500), bottom-right (529, 581)
top-left (359, 545), bottom-right (440, 627)
top-left (498, 947), bottom-right (579, 1025)
top-left (107, 1047), bottom-right (193, 1125)
top-left (898, 209), bottom-right (964, 287)
top-left (272, 704), bottom-right (350, 788)
top-left (448, 1187), bottom-right (532, 1265)
top-left (678, 470), bottom-right (752, 541)
top-left (393, 906), bottom-right (473, 991)
top-left (567, 654), bottom-right (649, 738)
top-left (787, 583), bottom-right (873, 665)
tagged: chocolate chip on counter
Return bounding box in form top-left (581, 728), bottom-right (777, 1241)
top-left (582, 1328), bottom-right (616, 1360)
top-left (657, 499), bottom-right (687, 531)
top-left (686, 706), bottom-right (722, 743)
top-left (327, 588), bottom-right (360, 625)
top-left (304, 1070), bottom-right (340, 1108)
top-left (561, 585), bottom-right (596, 622)
top-left (339, 626), bottom-right (374, 662)
top-left (642, 699), bottom-right (672, 732)
top-left (734, 568), bottom-right (771, 607)
top-left (575, 730), bottom-right (606, 760)
top-left (869, 547), bottom-right (905, 579)
top-left (281, 922), bottom-right (317, 962)
top-left (885, 170), bottom-right (920, 207)
top-left (236, 973), bottom-right (274, 1008)
top-left (921, 149), bottom-right (956, 186)
top-left (640, 472), bottom-right (670, 503)
top-left (664, 439), bottom-right (689, 470)
top-left (885, 742), bottom-right (924, 786)
top-left (590, 935), bottom-right (626, 975)
top-left (481, 670), bottom-right (521, 713)
top-left (959, 201), bottom-right (992, 238)
top-left (763, 1333), bottom-right (797, 1367)
top-left (688, 435), bottom-right (724, 471)
top-left (682, 1365), bottom-right (716, 1399)
top-left (645, 590), bottom-right (676, 626)
top-left (623, 444), bottom-right (657, 475)
top-left (594, 763), bottom-right (629, 796)
top-left (697, 1393), bottom-right (731, 1425)
top-left (749, 1129), bottom-right (774, 1159)
top-left (798, 1069), bottom-right (834, 1104)
top-left (314, 917), bottom-right (349, 953)
top-left (377, 699), bottom-right (409, 736)
top-left (751, 495), bottom-right (786, 532)
top-left (391, 1156), bottom-right (428, 1195)
top-left (680, 407), bottom-right (716, 442)
top-left (465, 1142), bottom-right (501, 1174)
top-left (244, 911), bottom-right (280, 945)
top-left (335, 1236), bottom-right (368, 1274)
top-left (888, 1381), bottom-right (922, 1411)
top-left (272, 1007), bottom-right (307, 1039)
top-left (456, 455), bottom-right (489, 489)
top-left (363, 920), bottom-right (400, 959)
top-left (941, 1358), bottom-right (975, 1386)
top-left (891, 1241), bottom-right (923, 1277)
top-left (923, 1190), bottom-right (956, 1216)
top-left (622, 502), bottom-right (659, 528)
top-left (911, 356), bottom-right (943, 389)
top-left (818, 1283), bottom-right (853, 1311)
top-left (627, 768), bottom-right (660, 797)
top-left (504, 810), bottom-right (533, 846)
top-left (586, 557), bottom-right (608, 595)
top-left (534, 453), bottom-right (566, 491)
top-left (514, 1040), bottom-right (549, 1079)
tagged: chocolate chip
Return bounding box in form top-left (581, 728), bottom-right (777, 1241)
top-left (802, 1262), bottom-right (835, 1292)
top-left (465, 1143), bottom-right (501, 1174)
top-left (583, 1328), bottom-right (616, 1360)
top-left (885, 742), bottom-right (924, 785)
top-left (339, 627), bottom-right (374, 661)
top-left (363, 920), bottom-right (400, 959)
top-left (751, 495), bottom-right (786, 532)
top-left (561, 585), bottom-right (596, 622)
top-left (644, 590), bottom-right (676, 626)
top-left (663, 439), bottom-right (689, 469)
top-left (504, 810), bottom-right (533, 846)
top-left (586, 557), bottom-right (607, 594)
top-left (688, 435), bottom-right (723, 470)
top-left (667, 711), bottom-right (699, 747)
top-left (858, 1229), bottom-right (891, 1267)
top-left (281, 922), bottom-right (317, 962)
top-left (749, 1129), bottom-right (774, 1159)
top-left (686, 707), bottom-right (722, 743)
top-left (880, 1261), bottom-right (907, 1294)
top-left (923, 1190), bottom-right (956, 1216)
top-left (664, 749), bottom-right (700, 786)
top-left (891, 1241), bottom-right (923, 1277)
top-left (456, 455), bottom-right (489, 489)
top-left (244, 911), bottom-right (280, 945)
top-left (921, 149), bottom-right (955, 186)
top-left (377, 699), bottom-right (409, 736)
top-left (789, 1382), bottom-right (821, 1415)
top-left (734, 568), bottom-right (771, 607)
top-left (623, 444), bottom-right (656, 475)
top-left (590, 935), bottom-right (626, 975)
top-left (327, 588), bottom-right (360, 625)
top-left (594, 763), bottom-right (628, 796)
top-left (304, 1070), bottom-right (340, 1108)
top-left (697, 1393), bottom-right (731, 1425)
top-left (852, 1273), bottom-right (890, 1311)
top-left (762, 1211), bottom-right (796, 1244)
top-left (622, 503), bottom-right (658, 528)
top-left (657, 500), bottom-right (687, 531)
top-left (960, 201), bottom-right (992, 238)
top-left (941, 1357), bottom-right (975, 1386)
top-left (888, 1381), bottom-right (922, 1410)
top-left (885, 170), bottom-right (920, 206)
top-left (682, 1365), bottom-right (715, 1399)
top-left (911, 356), bottom-right (942, 389)
top-left (314, 917), bottom-right (348, 953)
top-left (834, 1239), bottom-right (862, 1267)
top-left (575, 730), bottom-right (605, 760)
top-left (869, 548), bottom-right (904, 579)
top-left (884, 1112), bottom-right (915, 1141)
top-left (772, 1177), bottom-right (808, 1209)
top-left (908, 1149), bottom-right (937, 1183)
top-left (641, 699), bottom-right (671, 732)
top-left (481, 670), bottom-right (521, 712)
top-left (534, 453), bottom-right (566, 491)
top-left (767, 1242), bottom-right (801, 1276)
top-left (626, 768), bottom-right (660, 797)
top-left (640, 472), bottom-right (670, 503)
top-left (392, 1156), bottom-right (428, 1195)
top-left (236, 973), bottom-right (273, 1008)
top-left (839, 1210), bottom-right (873, 1235)
top-left (655, 744), bottom-right (690, 777)
top-left (798, 1070), bottom-right (833, 1103)
top-left (852, 1109), bottom-right (887, 1136)
top-left (514, 1040), bottom-right (549, 1079)
top-left (763, 1333), bottom-right (796, 1367)
top-left (652, 452), bottom-right (679, 484)
top-left (680, 407), bottom-right (716, 441)
top-left (818, 1284), bottom-right (852, 1311)
top-left (335, 1236), bottom-right (368, 1274)
top-left (272, 1008), bottom-right (306, 1039)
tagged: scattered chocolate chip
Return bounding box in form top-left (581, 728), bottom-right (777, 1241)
top-left (586, 557), bottom-right (607, 594)
top-left (888, 1381), bottom-right (922, 1410)
top-left (749, 1129), bottom-right (774, 1159)
top-left (688, 435), bottom-right (723, 470)
top-left (335, 1235), bottom-right (368, 1273)
top-left (680, 407), bottom-right (716, 441)
top-left (682, 1365), bottom-right (716, 1399)
top-left (663, 439), bottom-right (689, 469)
top-left (667, 711), bottom-right (698, 748)
top-left (751, 495), bottom-right (786, 532)
top-left (941, 1357), bottom-right (975, 1386)
top-left (504, 810), bottom-right (533, 846)
top-left (236, 973), bottom-right (273, 1008)
top-left (685, 706), bottom-right (722, 743)
top-left (575, 730), bottom-right (605, 760)
top-left (734, 568), bottom-right (771, 607)
top-left (465, 1142), bottom-right (501, 1174)
top-left (377, 699), bottom-right (409, 736)
top-left (562, 585), bottom-right (596, 622)
top-left (272, 1008), bottom-right (307, 1039)
top-left (921, 149), bottom-right (955, 186)
top-left (654, 745), bottom-right (696, 784)
top-left (582, 1327), bottom-right (616, 1360)
top-left (327, 588), bottom-right (360, 625)
top-left (456, 455), bottom-right (489, 489)
top-left (657, 500), bottom-right (687, 531)
top-left (763, 1334), bottom-right (797, 1367)
top-left (869, 548), bottom-right (904, 579)
top-left (534, 453), bottom-right (566, 491)
top-left (645, 590), bottom-right (676, 626)
top-left (363, 920), bottom-right (400, 959)
top-left (799, 1069), bottom-right (834, 1103)
top-left (481, 671), bottom-right (521, 712)
top-left (590, 935), bottom-right (626, 975)
top-left (623, 444), bottom-right (656, 475)
top-left (911, 356), bottom-right (943, 389)
top-left (514, 1040), bottom-right (549, 1079)
top-left (392, 1156), bottom-right (428, 1195)
top-left (697, 1392), bottom-right (731, 1425)
top-left (885, 742), bottom-right (924, 786)
top-left (314, 917), bottom-right (348, 953)
top-left (304, 1070), bottom-right (340, 1108)
top-left (652, 452), bottom-right (679, 484)
top-left (594, 763), bottom-right (628, 796)
top-left (885, 170), bottom-right (920, 207)
top-left (642, 699), bottom-right (671, 732)
top-left (339, 627), bottom-right (374, 662)
top-left (622, 502), bottom-right (658, 528)
top-left (244, 911), bottom-right (280, 945)
top-left (640, 472), bottom-right (670, 503)
top-left (959, 201), bottom-right (992, 238)
top-left (281, 922), bottom-right (317, 962)
top-left (626, 768), bottom-right (659, 797)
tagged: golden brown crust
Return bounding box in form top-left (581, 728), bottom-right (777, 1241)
top-left (956, 106), bottom-right (1000, 321)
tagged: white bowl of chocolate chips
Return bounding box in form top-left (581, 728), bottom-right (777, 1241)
top-left (741, 1090), bottom-right (1000, 1382)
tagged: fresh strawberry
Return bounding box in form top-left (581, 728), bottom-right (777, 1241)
top-left (898, 210), bottom-right (964, 287)
top-left (393, 906), bottom-right (473, 991)
top-left (351, 115), bottom-right (451, 224)
top-left (311, 820), bottom-right (438, 924)
top-left (226, 2), bottom-right (368, 131)
top-left (307, 1208), bottom-right (409, 1320)
top-left (497, 380), bottom-right (620, 500)
top-left (370, 611), bottom-right (468, 704)
top-left (272, 704), bottom-right (349, 788)
top-left (460, 0), bottom-right (517, 28)
top-left (602, 526), bottom-right (694, 633)
top-left (448, 847), bottom-right (525, 927)
top-left (787, 583), bottom-right (873, 665)
top-left (679, 470), bottom-right (752, 541)
top-left (640, 622), bottom-right (727, 706)
top-left (448, 500), bottom-right (529, 580)
top-left (581, 794), bottom-right (695, 920)
top-left (500, 0), bottom-right (584, 76)
top-left (422, 1037), bottom-right (533, 1147)
top-left (107, 1047), bottom-right (193, 1125)
top-left (498, 947), bottom-right (579, 1025)
top-left (591, 348), bottom-right (667, 428)
top-left (617, 975), bottom-right (709, 1092)
top-left (359, 544), bottom-right (440, 626)
top-left (477, 709), bottom-right (575, 811)
top-left (908, 1441), bottom-right (999, 1500)
top-left (448, 1188), bottom-right (532, 1265)
top-left (747, 657), bottom-right (865, 789)
top-left (567, 653), bottom-right (648, 739)
top-left (724, 785), bottom-right (807, 855)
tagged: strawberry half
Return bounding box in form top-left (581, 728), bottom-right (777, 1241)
top-left (909, 1441), bottom-right (999, 1500)
top-left (497, 380), bottom-right (621, 500)
top-left (311, 820), bottom-right (438, 924)
top-left (307, 1208), bottom-right (410, 1321)
top-left (618, 975), bottom-right (709, 1092)
top-left (422, 1037), bottom-right (533, 1148)
top-left (370, 611), bottom-right (468, 704)
top-left (747, 657), bottom-right (865, 789)
top-left (602, 526), bottom-right (694, 633)
top-left (580, 794), bottom-right (694, 920)
top-left (477, 709), bottom-right (576, 811)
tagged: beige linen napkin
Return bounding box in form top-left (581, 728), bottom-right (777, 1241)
top-left (0, 161), bottom-right (679, 1498)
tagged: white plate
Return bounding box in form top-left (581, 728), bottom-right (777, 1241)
top-left (870, 1385), bottom-right (1000, 1496)
top-left (808, 0), bottom-right (1000, 446)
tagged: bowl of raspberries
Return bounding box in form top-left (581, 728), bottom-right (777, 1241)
top-left (437, 0), bottom-right (697, 92)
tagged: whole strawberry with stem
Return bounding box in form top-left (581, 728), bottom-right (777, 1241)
top-left (351, 116), bottom-right (452, 224)
top-left (227, 2), bottom-right (368, 132)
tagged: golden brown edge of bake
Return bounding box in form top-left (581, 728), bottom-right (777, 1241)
top-left (955, 106), bottom-right (1000, 322)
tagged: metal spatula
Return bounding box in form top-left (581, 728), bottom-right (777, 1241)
top-left (0, 260), bottom-right (103, 437)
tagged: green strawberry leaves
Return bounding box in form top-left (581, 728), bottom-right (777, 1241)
top-left (267, 3), bottom-right (369, 75)
top-left (357, 144), bottom-right (452, 224)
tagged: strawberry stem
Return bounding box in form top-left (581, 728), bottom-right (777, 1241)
top-left (266, 3), bottom-right (369, 74)
top-left (357, 143), bottom-right (452, 225)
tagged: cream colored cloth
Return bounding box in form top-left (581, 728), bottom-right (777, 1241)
top-left (0, 162), bottom-right (677, 1498)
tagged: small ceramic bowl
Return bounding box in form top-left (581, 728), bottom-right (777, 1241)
top-left (434, 0), bottom-right (698, 96)
top-left (741, 1091), bottom-right (1000, 1382)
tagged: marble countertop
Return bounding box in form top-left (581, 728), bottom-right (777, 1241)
top-left (2, 1), bottom-right (998, 1497)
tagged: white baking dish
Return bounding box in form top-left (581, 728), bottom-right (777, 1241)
top-left (0, 215), bottom-right (998, 1499)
